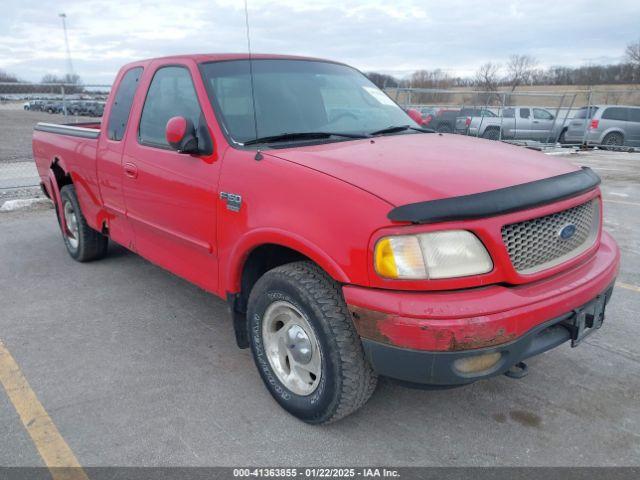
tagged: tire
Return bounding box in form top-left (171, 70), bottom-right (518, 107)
top-left (482, 128), bottom-right (501, 140)
top-left (247, 261), bottom-right (377, 424)
top-left (436, 123), bottom-right (453, 133)
top-left (601, 132), bottom-right (624, 149)
top-left (558, 129), bottom-right (567, 144)
top-left (59, 185), bottom-right (109, 262)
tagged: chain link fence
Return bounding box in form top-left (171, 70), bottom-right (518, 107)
top-left (1, 82), bottom-right (639, 192)
top-left (0, 82), bottom-right (110, 191)
top-left (386, 86), bottom-right (640, 151)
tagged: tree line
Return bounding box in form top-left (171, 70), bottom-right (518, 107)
top-left (367, 39), bottom-right (640, 91)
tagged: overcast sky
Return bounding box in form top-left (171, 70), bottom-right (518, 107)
top-left (1, 0), bottom-right (639, 84)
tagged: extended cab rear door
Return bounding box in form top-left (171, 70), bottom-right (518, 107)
top-left (121, 60), bottom-right (222, 293)
top-left (96, 65), bottom-right (144, 247)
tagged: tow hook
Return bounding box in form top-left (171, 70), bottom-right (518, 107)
top-left (504, 361), bottom-right (529, 379)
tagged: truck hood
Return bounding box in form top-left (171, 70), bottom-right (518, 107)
top-left (266, 133), bottom-right (579, 207)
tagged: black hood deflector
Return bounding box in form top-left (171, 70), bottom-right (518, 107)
top-left (388, 167), bottom-right (601, 224)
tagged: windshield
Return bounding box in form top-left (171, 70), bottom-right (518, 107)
top-left (200, 59), bottom-right (415, 145)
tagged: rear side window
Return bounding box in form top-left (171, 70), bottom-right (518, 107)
top-left (107, 67), bottom-right (143, 141)
top-left (519, 108), bottom-right (530, 119)
top-left (629, 108), bottom-right (640, 123)
top-left (139, 66), bottom-right (202, 148)
top-left (602, 107), bottom-right (629, 121)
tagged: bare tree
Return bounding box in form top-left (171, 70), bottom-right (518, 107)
top-left (505, 54), bottom-right (538, 92)
top-left (474, 62), bottom-right (500, 91)
top-left (626, 39), bottom-right (640, 66)
top-left (0, 69), bottom-right (18, 82)
top-left (366, 72), bottom-right (400, 89)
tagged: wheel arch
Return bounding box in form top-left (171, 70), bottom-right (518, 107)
top-left (227, 230), bottom-right (350, 297)
top-left (225, 230), bottom-right (351, 348)
top-left (600, 128), bottom-right (625, 142)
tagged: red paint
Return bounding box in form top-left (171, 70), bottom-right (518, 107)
top-left (32, 54), bottom-right (620, 354)
top-left (344, 232), bottom-right (619, 351)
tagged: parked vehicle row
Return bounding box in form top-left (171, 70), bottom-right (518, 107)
top-left (412, 104), bottom-right (640, 147)
top-left (23, 99), bottom-right (105, 116)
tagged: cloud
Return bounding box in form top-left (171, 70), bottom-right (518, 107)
top-left (1, 0), bottom-right (638, 83)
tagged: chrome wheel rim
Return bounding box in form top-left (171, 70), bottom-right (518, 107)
top-left (63, 201), bottom-right (79, 250)
top-left (262, 300), bottom-right (322, 396)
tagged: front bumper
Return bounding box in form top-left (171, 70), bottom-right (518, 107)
top-left (362, 284), bottom-right (614, 386)
top-left (344, 232), bottom-right (620, 385)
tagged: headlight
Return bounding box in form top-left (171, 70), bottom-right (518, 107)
top-left (374, 230), bottom-right (493, 279)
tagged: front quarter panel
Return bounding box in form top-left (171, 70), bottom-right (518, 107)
top-left (218, 148), bottom-right (393, 295)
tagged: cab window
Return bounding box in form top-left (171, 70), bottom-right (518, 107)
top-left (139, 66), bottom-right (202, 148)
top-left (533, 108), bottom-right (553, 120)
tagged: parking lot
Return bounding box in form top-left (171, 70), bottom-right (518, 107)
top-left (1, 134), bottom-right (640, 466)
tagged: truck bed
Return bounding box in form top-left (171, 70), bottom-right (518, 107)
top-left (32, 121), bottom-right (103, 226)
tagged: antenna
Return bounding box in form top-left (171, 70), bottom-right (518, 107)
top-left (243, 0), bottom-right (262, 160)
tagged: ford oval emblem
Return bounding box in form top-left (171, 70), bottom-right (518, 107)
top-left (559, 224), bottom-right (577, 240)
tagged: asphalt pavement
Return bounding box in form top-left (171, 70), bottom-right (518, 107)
top-left (0, 150), bottom-right (639, 468)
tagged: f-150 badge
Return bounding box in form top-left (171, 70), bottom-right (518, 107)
top-left (220, 192), bottom-right (242, 212)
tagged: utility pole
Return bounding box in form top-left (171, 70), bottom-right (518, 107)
top-left (59, 13), bottom-right (74, 116)
top-left (59, 13), bottom-right (75, 79)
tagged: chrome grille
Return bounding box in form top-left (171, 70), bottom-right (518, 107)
top-left (501, 199), bottom-right (600, 274)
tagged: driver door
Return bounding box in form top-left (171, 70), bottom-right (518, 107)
top-left (122, 63), bottom-right (221, 293)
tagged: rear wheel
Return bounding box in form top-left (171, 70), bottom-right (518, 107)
top-left (59, 185), bottom-right (108, 262)
top-left (558, 128), bottom-right (567, 144)
top-left (482, 128), bottom-right (501, 140)
top-left (247, 261), bottom-right (377, 424)
top-left (601, 132), bottom-right (624, 149)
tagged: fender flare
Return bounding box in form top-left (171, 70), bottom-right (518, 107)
top-left (225, 228), bottom-right (351, 293)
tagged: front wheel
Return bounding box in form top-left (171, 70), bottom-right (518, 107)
top-left (247, 261), bottom-right (377, 424)
top-left (59, 185), bottom-right (109, 262)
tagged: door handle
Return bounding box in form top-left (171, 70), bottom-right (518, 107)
top-left (124, 162), bottom-right (138, 179)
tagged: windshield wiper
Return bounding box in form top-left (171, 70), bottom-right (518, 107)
top-left (369, 125), bottom-right (434, 136)
top-left (243, 131), bottom-right (369, 146)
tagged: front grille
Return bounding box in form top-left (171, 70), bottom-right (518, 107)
top-left (501, 199), bottom-right (600, 274)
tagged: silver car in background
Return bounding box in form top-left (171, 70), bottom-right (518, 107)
top-left (563, 105), bottom-right (640, 147)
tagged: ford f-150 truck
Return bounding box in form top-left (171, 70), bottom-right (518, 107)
top-left (33, 54), bottom-right (620, 424)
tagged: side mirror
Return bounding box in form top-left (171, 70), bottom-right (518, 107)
top-left (166, 116), bottom-right (199, 154)
top-left (406, 108), bottom-right (424, 126)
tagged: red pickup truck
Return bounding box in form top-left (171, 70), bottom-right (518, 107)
top-left (33, 54), bottom-right (619, 424)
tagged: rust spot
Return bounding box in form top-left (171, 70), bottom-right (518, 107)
top-left (348, 305), bottom-right (394, 345)
top-left (447, 327), bottom-right (517, 351)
